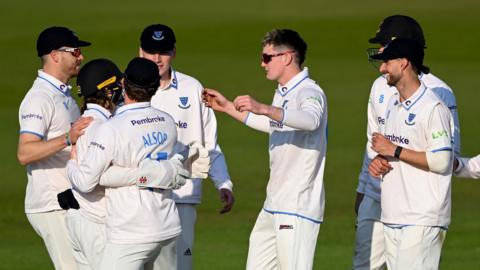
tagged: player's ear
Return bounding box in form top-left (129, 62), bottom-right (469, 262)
top-left (399, 58), bottom-right (409, 71)
top-left (49, 50), bottom-right (60, 63)
top-left (172, 47), bottom-right (177, 59)
top-left (283, 52), bottom-right (294, 66)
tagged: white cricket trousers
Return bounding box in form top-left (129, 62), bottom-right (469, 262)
top-left (99, 237), bottom-right (177, 270)
top-left (246, 209), bottom-right (320, 270)
top-left (65, 209), bottom-right (106, 270)
top-left (26, 210), bottom-right (78, 270)
top-left (154, 203), bottom-right (196, 270)
top-left (383, 225), bottom-right (446, 270)
top-left (352, 196), bottom-right (386, 270)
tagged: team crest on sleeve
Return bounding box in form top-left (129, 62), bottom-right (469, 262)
top-left (405, 113), bottom-right (416, 126)
top-left (152, 31), bottom-right (164, 40)
top-left (178, 97), bottom-right (191, 109)
top-left (379, 94), bottom-right (384, 104)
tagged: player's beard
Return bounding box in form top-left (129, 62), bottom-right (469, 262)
top-left (385, 73), bottom-right (400, 87)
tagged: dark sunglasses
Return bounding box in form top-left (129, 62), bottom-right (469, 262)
top-left (57, 47), bottom-right (82, 57)
top-left (262, 51), bottom-right (293, 64)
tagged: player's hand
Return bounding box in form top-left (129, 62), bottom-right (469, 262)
top-left (368, 155), bottom-right (392, 178)
top-left (371, 132), bottom-right (396, 157)
top-left (70, 144), bottom-right (77, 160)
top-left (70, 117), bottom-right (93, 144)
top-left (202, 88), bottom-right (233, 113)
top-left (233, 95), bottom-right (267, 114)
top-left (219, 188), bottom-right (234, 214)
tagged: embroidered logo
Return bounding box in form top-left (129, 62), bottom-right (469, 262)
top-left (184, 248), bottom-right (192, 256)
top-left (152, 31), bottom-right (164, 41)
top-left (178, 97), bottom-right (191, 109)
top-left (379, 94), bottom-right (384, 104)
top-left (405, 113), bottom-right (416, 126)
top-left (138, 176), bottom-right (147, 184)
top-left (279, 224), bottom-right (293, 230)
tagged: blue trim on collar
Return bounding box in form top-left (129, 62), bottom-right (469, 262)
top-left (278, 76), bottom-right (309, 97)
top-left (20, 130), bottom-right (44, 139)
top-left (88, 108), bottom-right (110, 120)
top-left (170, 70), bottom-right (178, 89)
top-left (262, 208), bottom-right (322, 224)
top-left (37, 76), bottom-right (70, 96)
top-left (115, 106), bottom-right (149, 116)
top-left (402, 86), bottom-right (427, 111)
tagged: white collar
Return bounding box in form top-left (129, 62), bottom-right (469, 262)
top-left (114, 102), bottom-right (150, 116)
top-left (37, 70), bottom-right (71, 96)
top-left (85, 103), bottom-right (112, 120)
top-left (276, 67), bottom-right (309, 97)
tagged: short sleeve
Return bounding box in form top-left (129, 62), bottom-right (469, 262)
top-left (19, 92), bottom-right (53, 139)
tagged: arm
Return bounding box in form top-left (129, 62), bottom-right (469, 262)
top-left (371, 104), bottom-right (453, 173)
top-left (17, 91), bottom-right (91, 165)
top-left (100, 156), bottom-right (190, 189)
top-left (455, 155), bottom-right (480, 179)
top-left (202, 88), bottom-right (249, 123)
top-left (18, 117), bottom-right (92, 165)
top-left (201, 92), bottom-right (235, 213)
top-left (67, 124), bottom-right (114, 193)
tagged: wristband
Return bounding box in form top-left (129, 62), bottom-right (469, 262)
top-left (65, 131), bottom-right (72, 146)
top-left (394, 146), bottom-right (403, 159)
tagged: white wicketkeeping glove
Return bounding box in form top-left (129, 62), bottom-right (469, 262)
top-left (184, 142), bottom-right (210, 179)
top-left (136, 154), bottom-right (191, 189)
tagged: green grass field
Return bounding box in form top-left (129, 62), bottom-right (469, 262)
top-left (1, 0), bottom-right (480, 269)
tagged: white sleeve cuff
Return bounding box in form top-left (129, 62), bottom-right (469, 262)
top-left (426, 150), bottom-right (452, 174)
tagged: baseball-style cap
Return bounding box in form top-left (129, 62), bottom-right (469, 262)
top-left (371, 38), bottom-right (429, 73)
top-left (124, 57), bottom-right (160, 91)
top-left (140, 24), bottom-right (176, 52)
top-left (369, 15), bottom-right (425, 47)
top-left (77, 59), bottom-right (123, 98)
top-left (37, 26), bottom-right (91, 57)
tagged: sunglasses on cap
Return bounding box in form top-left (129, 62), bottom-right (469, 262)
top-left (57, 47), bottom-right (82, 57)
top-left (261, 51), bottom-right (293, 64)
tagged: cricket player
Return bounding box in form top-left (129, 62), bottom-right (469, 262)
top-left (17, 26), bottom-right (91, 270)
top-left (203, 29), bottom-right (327, 270)
top-left (369, 38), bottom-right (453, 270)
top-left (67, 57), bottom-right (183, 270)
top-left (352, 15), bottom-right (460, 270)
top-left (65, 58), bottom-right (122, 270)
top-left (138, 24), bottom-right (234, 270)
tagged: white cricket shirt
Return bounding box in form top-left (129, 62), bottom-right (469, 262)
top-left (19, 70), bottom-right (80, 213)
top-left (69, 104), bottom-right (111, 224)
top-left (357, 73), bottom-right (460, 202)
top-left (66, 102), bottom-right (181, 244)
top-left (244, 68), bottom-right (328, 223)
top-left (150, 69), bottom-right (232, 204)
top-left (380, 83), bottom-right (453, 227)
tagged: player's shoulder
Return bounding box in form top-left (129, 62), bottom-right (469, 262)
top-left (421, 73), bottom-right (456, 107)
top-left (174, 70), bottom-right (203, 90)
top-left (420, 73), bottom-right (452, 91)
top-left (20, 86), bottom-right (54, 109)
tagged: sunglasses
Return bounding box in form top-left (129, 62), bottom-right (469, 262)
top-left (57, 47), bottom-right (82, 57)
top-left (262, 51), bottom-right (293, 64)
